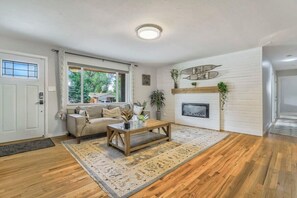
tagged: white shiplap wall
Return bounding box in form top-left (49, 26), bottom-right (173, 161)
top-left (157, 47), bottom-right (263, 136)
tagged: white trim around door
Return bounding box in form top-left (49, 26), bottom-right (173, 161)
top-left (0, 48), bottom-right (49, 141)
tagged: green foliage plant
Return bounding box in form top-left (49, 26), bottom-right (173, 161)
top-left (170, 69), bottom-right (179, 88)
top-left (217, 82), bottom-right (229, 110)
top-left (149, 90), bottom-right (166, 112)
top-left (121, 109), bottom-right (133, 123)
top-left (68, 69), bottom-right (116, 103)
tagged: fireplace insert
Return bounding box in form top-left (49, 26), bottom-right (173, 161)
top-left (182, 103), bottom-right (209, 118)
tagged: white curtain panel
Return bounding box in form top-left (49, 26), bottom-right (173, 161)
top-left (129, 64), bottom-right (135, 104)
top-left (56, 49), bottom-right (67, 120)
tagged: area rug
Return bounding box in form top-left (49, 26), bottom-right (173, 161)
top-left (62, 124), bottom-right (229, 198)
top-left (0, 138), bottom-right (55, 157)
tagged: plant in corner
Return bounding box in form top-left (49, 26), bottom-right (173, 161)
top-left (121, 109), bottom-right (133, 129)
top-left (150, 90), bottom-right (165, 120)
top-left (170, 69), bottom-right (179, 88)
top-left (217, 82), bottom-right (229, 110)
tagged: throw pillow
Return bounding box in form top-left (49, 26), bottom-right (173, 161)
top-left (103, 107), bottom-right (121, 118)
top-left (133, 105), bottom-right (144, 115)
top-left (75, 106), bottom-right (81, 114)
top-left (108, 103), bottom-right (131, 112)
top-left (78, 109), bottom-right (90, 123)
top-left (78, 110), bottom-right (86, 116)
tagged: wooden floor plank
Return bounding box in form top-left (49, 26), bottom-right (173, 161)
top-left (0, 127), bottom-right (297, 198)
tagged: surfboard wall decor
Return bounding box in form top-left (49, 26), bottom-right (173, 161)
top-left (181, 64), bottom-right (221, 80)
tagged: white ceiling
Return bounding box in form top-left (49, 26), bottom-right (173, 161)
top-left (264, 45), bottom-right (297, 71)
top-left (0, 0), bottom-right (297, 66)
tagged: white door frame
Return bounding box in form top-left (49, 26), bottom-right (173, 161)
top-left (271, 72), bottom-right (277, 122)
top-left (0, 48), bottom-right (48, 137)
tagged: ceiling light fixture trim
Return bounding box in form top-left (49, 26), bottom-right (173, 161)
top-left (136, 24), bottom-right (162, 40)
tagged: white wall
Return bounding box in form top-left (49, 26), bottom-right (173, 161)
top-left (279, 75), bottom-right (297, 114)
top-left (0, 36), bottom-right (155, 137)
top-left (157, 48), bottom-right (264, 136)
top-left (277, 69), bottom-right (297, 77)
top-left (133, 65), bottom-right (157, 119)
top-left (262, 60), bottom-right (274, 133)
top-left (157, 66), bottom-right (176, 121)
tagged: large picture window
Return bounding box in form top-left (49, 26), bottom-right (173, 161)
top-left (68, 65), bottom-right (127, 104)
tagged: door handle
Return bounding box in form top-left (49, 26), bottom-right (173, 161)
top-left (35, 100), bottom-right (44, 105)
top-left (38, 92), bottom-right (44, 105)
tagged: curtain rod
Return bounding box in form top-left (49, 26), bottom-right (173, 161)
top-left (51, 49), bottom-right (138, 67)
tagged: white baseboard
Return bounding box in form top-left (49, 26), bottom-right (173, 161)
top-left (46, 131), bottom-right (68, 138)
top-left (263, 122), bottom-right (273, 135)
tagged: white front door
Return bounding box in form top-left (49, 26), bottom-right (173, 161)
top-left (0, 52), bottom-right (45, 143)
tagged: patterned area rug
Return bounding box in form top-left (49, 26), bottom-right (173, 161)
top-left (0, 138), bottom-right (55, 157)
top-left (62, 124), bottom-right (229, 198)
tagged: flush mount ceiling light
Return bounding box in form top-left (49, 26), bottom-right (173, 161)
top-left (136, 24), bottom-right (162, 40)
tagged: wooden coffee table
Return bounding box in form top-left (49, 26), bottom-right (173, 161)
top-left (107, 119), bottom-right (171, 156)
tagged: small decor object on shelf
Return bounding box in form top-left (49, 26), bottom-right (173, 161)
top-left (170, 69), bottom-right (179, 88)
top-left (121, 109), bottom-right (133, 129)
top-left (142, 74), bottom-right (151, 86)
top-left (191, 82), bottom-right (197, 87)
top-left (150, 90), bottom-right (166, 120)
top-left (217, 82), bottom-right (229, 110)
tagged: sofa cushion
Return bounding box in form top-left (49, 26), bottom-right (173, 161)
top-left (108, 103), bottom-right (131, 111)
top-left (102, 107), bottom-right (121, 118)
top-left (77, 104), bottom-right (108, 119)
top-left (89, 117), bottom-right (122, 124)
top-left (78, 110), bottom-right (90, 123)
top-left (83, 117), bottom-right (122, 136)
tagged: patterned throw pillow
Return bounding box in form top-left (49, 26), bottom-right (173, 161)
top-left (102, 107), bottom-right (121, 118)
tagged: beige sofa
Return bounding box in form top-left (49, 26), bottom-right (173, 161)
top-left (66, 103), bottom-right (131, 143)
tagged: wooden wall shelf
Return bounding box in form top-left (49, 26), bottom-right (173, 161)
top-left (171, 86), bottom-right (219, 94)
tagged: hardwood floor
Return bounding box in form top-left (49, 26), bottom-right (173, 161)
top-left (0, 131), bottom-right (296, 198)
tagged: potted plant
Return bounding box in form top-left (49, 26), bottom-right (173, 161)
top-left (121, 109), bottom-right (133, 129)
top-left (150, 90), bottom-right (166, 120)
top-left (191, 82), bottom-right (197, 87)
top-left (217, 82), bottom-right (229, 110)
top-left (137, 114), bottom-right (149, 124)
top-left (170, 69), bottom-right (179, 88)
top-left (134, 101), bottom-right (147, 113)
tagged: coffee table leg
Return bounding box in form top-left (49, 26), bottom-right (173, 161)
top-left (124, 132), bottom-right (131, 156)
top-left (167, 124), bottom-right (171, 141)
